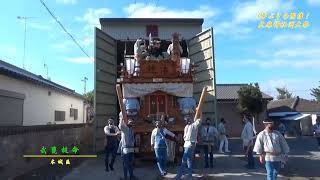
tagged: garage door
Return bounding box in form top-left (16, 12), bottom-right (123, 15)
top-left (0, 89), bottom-right (25, 126)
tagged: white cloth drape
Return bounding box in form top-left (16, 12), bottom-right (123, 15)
top-left (123, 83), bottom-right (193, 98)
top-left (180, 58), bottom-right (190, 74)
top-left (125, 58), bottom-right (139, 76)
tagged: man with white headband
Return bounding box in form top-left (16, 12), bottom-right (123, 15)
top-left (253, 118), bottom-right (290, 180)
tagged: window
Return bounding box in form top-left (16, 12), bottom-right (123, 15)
top-left (146, 25), bottom-right (158, 37)
top-left (149, 95), bottom-right (166, 114)
top-left (70, 108), bottom-right (74, 117)
top-left (74, 109), bottom-right (78, 120)
top-left (70, 108), bottom-right (78, 120)
top-left (150, 95), bottom-right (157, 114)
top-left (55, 111), bottom-right (65, 121)
top-left (158, 95), bottom-right (166, 113)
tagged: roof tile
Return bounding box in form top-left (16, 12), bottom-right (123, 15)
top-left (267, 97), bottom-right (320, 113)
top-left (216, 84), bottom-right (273, 100)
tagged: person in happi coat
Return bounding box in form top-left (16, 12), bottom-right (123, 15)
top-left (104, 118), bottom-right (120, 172)
top-left (241, 116), bottom-right (254, 169)
top-left (151, 120), bottom-right (176, 176)
top-left (253, 118), bottom-right (290, 180)
top-left (118, 112), bottom-right (136, 180)
top-left (176, 108), bottom-right (203, 180)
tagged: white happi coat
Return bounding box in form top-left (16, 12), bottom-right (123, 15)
top-left (253, 129), bottom-right (290, 162)
top-left (241, 121), bottom-right (254, 147)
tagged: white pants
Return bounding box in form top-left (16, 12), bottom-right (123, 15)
top-left (219, 135), bottom-right (229, 152)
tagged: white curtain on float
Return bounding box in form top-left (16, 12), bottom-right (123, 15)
top-left (123, 83), bottom-right (193, 98)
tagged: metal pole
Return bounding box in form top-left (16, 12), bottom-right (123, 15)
top-left (44, 63), bottom-right (49, 79)
top-left (84, 79), bottom-right (87, 94)
top-left (18, 16), bottom-right (35, 69)
top-left (81, 77), bottom-right (88, 94)
top-left (23, 18), bottom-right (26, 69)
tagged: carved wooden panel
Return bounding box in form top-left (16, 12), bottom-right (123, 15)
top-left (139, 60), bottom-right (179, 78)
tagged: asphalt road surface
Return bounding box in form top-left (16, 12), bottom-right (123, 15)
top-left (61, 137), bottom-right (320, 180)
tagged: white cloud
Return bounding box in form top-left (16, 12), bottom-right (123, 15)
top-left (234, 59), bottom-right (320, 68)
top-left (50, 36), bottom-right (93, 53)
top-left (308, 0), bottom-right (320, 6)
top-left (124, 3), bottom-right (219, 19)
top-left (215, 0), bottom-right (293, 36)
top-left (274, 48), bottom-right (320, 58)
top-left (63, 9), bottom-right (106, 61)
top-left (56, 0), bottom-right (77, 5)
top-left (233, 0), bottom-right (293, 24)
top-left (76, 8), bottom-right (112, 31)
top-left (226, 31), bottom-right (320, 68)
top-left (271, 34), bottom-right (307, 44)
top-left (50, 41), bottom-right (72, 52)
top-left (64, 57), bottom-right (94, 64)
top-left (260, 78), bottom-right (318, 100)
top-left (291, 60), bottom-right (320, 68)
top-left (271, 31), bottom-right (320, 45)
top-left (81, 37), bottom-right (94, 47)
top-left (214, 21), bottom-right (252, 37)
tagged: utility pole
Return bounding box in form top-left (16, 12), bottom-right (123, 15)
top-left (81, 77), bottom-right (88, 94)
top-left (44, 63), bottom-right (49, 80)
top-left (17, 16), bottom-right (35, 69)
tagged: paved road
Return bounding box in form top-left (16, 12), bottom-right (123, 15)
top-left (63, 137), bottom-right (320, 180)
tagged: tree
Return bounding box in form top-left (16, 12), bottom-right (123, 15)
top-left (311, 82), bottom-right (320, 102)
top-left (84, 90), bottom-right (94, 106)
top-left (237, 83), bottom-right (264, 134)
top-left (276, 87), bottom-right (293, 99)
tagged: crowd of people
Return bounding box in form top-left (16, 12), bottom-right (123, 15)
top-left (101, 113), bottom-right (320, 180)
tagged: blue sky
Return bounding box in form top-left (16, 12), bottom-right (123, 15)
top-left (0, 0), bottom-right (319, 99)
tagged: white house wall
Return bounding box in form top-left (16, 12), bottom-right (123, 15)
top-left (101, 22), bottom-right (202, 40)
top-left (0, 75), bottom-right (85, 126)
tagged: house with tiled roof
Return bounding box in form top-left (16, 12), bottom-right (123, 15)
top-left (268, 96), bottom-right (320, 135)
top-left (0, 60), bottom-right (87, 126)
top-left (216, 84), bottom-right (273, 136)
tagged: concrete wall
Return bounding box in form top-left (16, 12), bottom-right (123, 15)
top-left (0, 124), bottom-right (93, 179)
top-left (217, 101), bottom-right (267, 137)
top-left (217, 101), bottom-right (242, 137)
top-left (101, 22), bottom-right (202, 40)
top-left (0, 75), bottom-right (85, 126)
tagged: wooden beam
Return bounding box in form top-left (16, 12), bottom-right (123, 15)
top-left (116, 84), bottom-right (128, 124)
top-left (194, 86), bottom-right (208, 121)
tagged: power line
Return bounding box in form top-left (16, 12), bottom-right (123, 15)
top-left (39, 0), bottom-right (91, 59)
